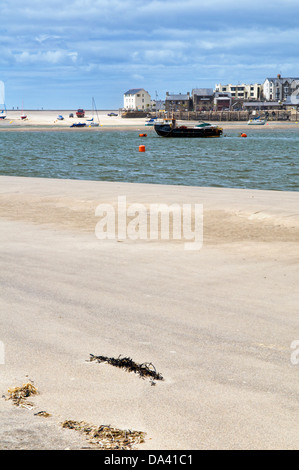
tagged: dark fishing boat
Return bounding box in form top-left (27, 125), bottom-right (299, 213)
top-left (70, 122), bottom-right (86, 128)
top-left (154, 119), bottom-right (223, 138)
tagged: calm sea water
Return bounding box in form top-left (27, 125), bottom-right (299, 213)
top-left (0, 128), bottom-right (298, 191)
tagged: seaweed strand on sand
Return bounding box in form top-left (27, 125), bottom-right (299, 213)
top-left (89, 354), bottom-right (164, 382)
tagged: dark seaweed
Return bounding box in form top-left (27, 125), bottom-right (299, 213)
top-left (89, 354), bottom-right (164, 383)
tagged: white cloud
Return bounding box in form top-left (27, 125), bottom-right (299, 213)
top-left (35, 34), bottom-right (63, 43)
top-left (1, 0), bottom-right (299, 108)
top-left (14, 50), bottom-right (78, 65)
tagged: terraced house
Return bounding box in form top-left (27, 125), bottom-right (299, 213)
top-left (165, 92), bottom-right (192, 112)
top-left (263, 74), bottom-right (299, 102)
top-left (191, 88), bottom-right (214, 111)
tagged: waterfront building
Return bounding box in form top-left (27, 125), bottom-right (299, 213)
top-left (191, 88), bottom-right (214, 111)
top-left (123, 88), bottom-right (151, 111)
top-left (165, 92), bottom-right (192, 112)
top-left (263, 75), bottom-right (299, 102)
top-left (215, 83), bottom-right (262, 100)
top-left (214, 92), bottom-right (232, 111)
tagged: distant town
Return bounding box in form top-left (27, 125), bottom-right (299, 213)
top-left (123, 75), bottom-right (299, 120)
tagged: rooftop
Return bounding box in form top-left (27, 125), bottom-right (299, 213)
top-left (124, 88), bottom-right (147, 95)
top-left (165, 93), bottom-right (190, 101)
top-left (192, 88), bottom-right (214, 96)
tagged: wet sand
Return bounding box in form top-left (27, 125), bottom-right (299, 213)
top-left (0, 175), bottom-right (299, 449)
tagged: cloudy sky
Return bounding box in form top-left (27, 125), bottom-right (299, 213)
top-left (1, 0), bottom-right (299, 109)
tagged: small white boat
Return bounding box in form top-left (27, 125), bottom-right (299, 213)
top-left (248, 118), bottom-right (266, 125)
top-left (0, 81), bottom-right (7, 119)
top-left (20, 101), bottom-right (27, 120)
top-left (145, 117), bottom-right (158, 126)
top-left (88, 97), bottom-right (100, 127)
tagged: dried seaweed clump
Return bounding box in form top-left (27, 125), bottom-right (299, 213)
top-left (7, 383), bottom-right (38, 408)
top-left (61, 420), bottom-right (145, 450)
top-left (34, 411), bottom-right (51, 418)
top-left (89, 354), bottom-right (163, 383)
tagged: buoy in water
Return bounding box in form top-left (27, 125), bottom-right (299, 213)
top-left (241, 133), bottom-right (247, 138)
top-left (139, 145), bottom-right (145, 152)
top-left (139, 133), bottom-right (147, 137)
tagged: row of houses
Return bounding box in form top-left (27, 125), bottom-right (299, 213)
top-left (123, 74), bottom-right (299, 113)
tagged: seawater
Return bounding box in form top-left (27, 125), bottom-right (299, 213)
top-left (0, 128), bottom-right (298, 191)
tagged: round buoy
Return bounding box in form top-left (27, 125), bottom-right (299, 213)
top-left (139, 145), bottom-right (145, 152)
top-left (241, 133), bottom-right (247, 138)
top-left (139, 133), bottom-right (147, 137)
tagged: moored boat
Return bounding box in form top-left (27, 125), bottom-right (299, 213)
top-left (88, 97), bottom-right (100, 127)
top-left (247, 117), bottom-right (266, 125)
top-left (145, 117), bottom-right (158, 126)
top-left (0, 81), bottom-right (6, 119)
top-left (154, 119), bottom-right (223, 138)
top-left (70, 122), bottom-right (86, 127)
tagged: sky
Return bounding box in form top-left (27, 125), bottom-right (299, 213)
top-left (1, 0), bottom-right (299, 109)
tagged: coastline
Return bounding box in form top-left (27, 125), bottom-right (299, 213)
top-left (0, 109), bottom-right (298, 131)
top-left (1, 175), bottom-right (299, 449)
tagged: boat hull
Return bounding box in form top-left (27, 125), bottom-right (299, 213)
top-left (70, 123), bottom-right (86, 127)
top-left (154, 124), bottom-right (223, 138)
top-left (247, 120), bottom-right (266, 125)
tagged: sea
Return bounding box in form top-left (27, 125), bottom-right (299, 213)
top-left (0, 127), bottom-right (298, 192)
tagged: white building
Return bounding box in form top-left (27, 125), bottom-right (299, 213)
top-left (123, 88), bottom-right (151, 111)
top-left (215, 83), bottom-right (262, 100)
top-left (263, 75), bottom-right (299, 102)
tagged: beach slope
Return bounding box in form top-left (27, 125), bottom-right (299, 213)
top-left (0, 175), bottom-right (299, 450)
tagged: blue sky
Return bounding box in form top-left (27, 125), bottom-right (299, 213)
top-left (1, 0), bottom-right (299, 109)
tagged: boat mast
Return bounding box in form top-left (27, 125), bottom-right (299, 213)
top-left (0, 81), bottom-right (6, 115)
top-left (92, 97), bottom-right (100, 123)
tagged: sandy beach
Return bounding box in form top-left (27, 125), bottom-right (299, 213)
top-left (0, 174), bottom-right (299, 450)
top-left (0, 109), bottom-right (299, 131)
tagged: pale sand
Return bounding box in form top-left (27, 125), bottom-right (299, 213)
top-left (0, 109), bottom-right (299, 131)
top-left (0, 175), bottom-right (299, 450)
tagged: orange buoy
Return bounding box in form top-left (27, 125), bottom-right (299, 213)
top-left (139, 133), bottom-right (147, 137)
top-left (139, 145), bottom-right (145, 152)
top-left (241, 133), bottom-right (247, 138)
